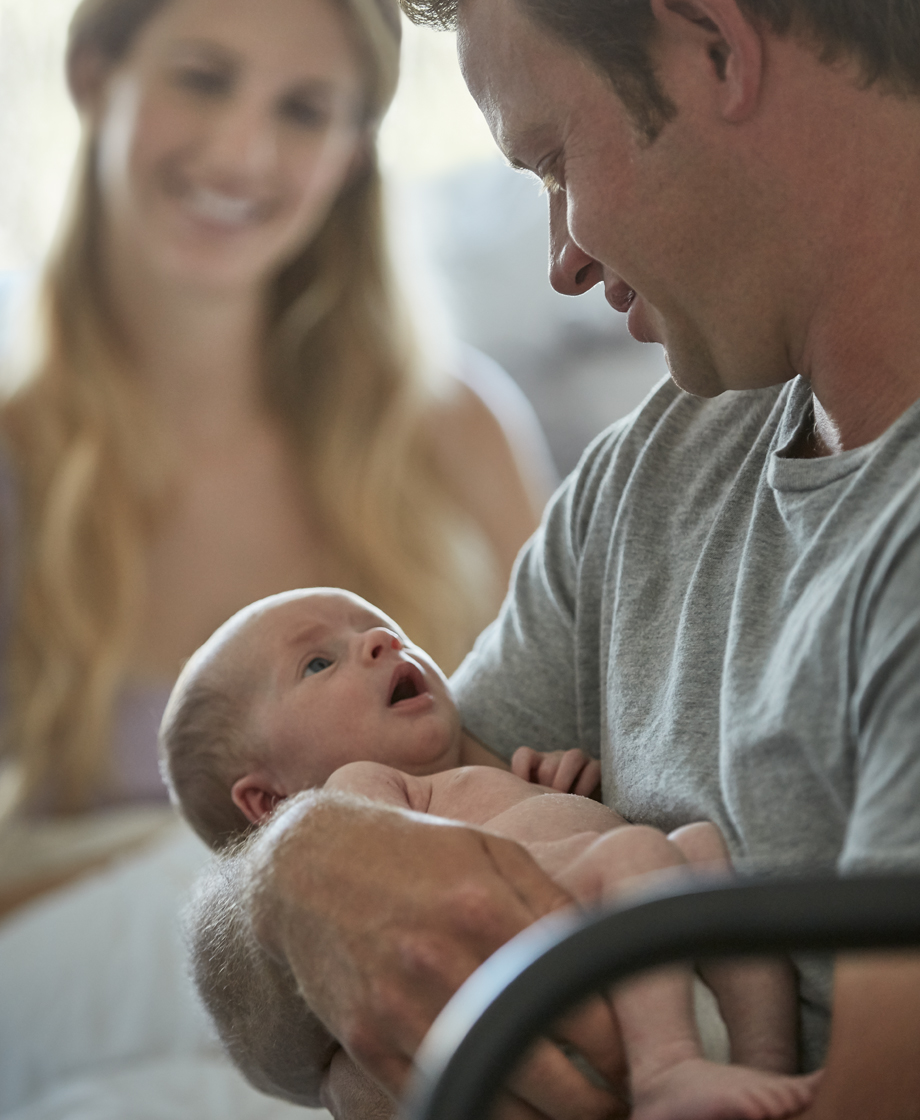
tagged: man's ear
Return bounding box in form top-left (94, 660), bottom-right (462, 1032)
top-left (67, 44), bottom-right (111, 115)
top-left (231, 773), bottom-right (288, 825)
top-left (650, 0), bottom-right (765, 123)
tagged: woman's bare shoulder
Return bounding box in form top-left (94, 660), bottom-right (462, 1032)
top-left (427, 361), bottom-right (555, 579)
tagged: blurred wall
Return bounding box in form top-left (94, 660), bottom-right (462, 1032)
top-left (397, 159), bottom-right (669, 476)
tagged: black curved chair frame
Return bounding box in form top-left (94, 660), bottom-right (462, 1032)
top-left (402, 874), bottom-right (920, 1120)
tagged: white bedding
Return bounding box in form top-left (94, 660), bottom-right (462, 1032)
top-left (3, 1058), bottom-right (329, 1120)
top-left (0, 818), bottom-right (332, 1119)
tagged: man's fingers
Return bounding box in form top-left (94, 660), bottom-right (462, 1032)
top-left (481, 831), bottom-right (575, 921)
top-left (550, 997), bottom-right (628, 1096)
top-left (321, 1049), bottom-right (396, 1119)
top-left (341, 836), bottom-right (571, 1089)
top-left (507, 1038), bottom-right (626, 1120)
top-left (493, 1088), bottom-right (562, 1120)
top-left (492, 1089), bottom-right (559, 1120)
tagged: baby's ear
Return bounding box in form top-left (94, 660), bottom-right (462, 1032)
top-left (231, 773), bottom-right (287, 825)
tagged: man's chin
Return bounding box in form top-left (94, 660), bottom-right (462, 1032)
top-left (661, 341), bottom-right (726, 399)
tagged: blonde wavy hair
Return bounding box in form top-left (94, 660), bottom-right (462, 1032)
top-left (0, 0), bottom-right (498, 814)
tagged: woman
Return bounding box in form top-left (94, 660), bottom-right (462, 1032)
top-left (0, 0), bottom-right (550, 820)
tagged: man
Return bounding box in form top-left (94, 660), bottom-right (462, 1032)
top-left (191, 1), bottom-right (920, 1117)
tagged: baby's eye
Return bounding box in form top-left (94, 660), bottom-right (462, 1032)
top-left (303, 656), bottom-right (333, 677)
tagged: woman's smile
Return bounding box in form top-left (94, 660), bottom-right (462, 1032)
top-left (94, 0), bottom-right (365, 291)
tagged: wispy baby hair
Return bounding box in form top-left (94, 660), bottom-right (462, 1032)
top-left (159, 676), bottom-right (257, 851)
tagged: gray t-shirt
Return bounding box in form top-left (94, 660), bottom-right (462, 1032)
top-left (452, 375), bottom-right (920, 1067)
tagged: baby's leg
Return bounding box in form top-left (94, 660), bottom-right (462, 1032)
top-left (557, 826), bottom-right (820, 1120)
top-left (669, 824), bottom-right (799, 1074)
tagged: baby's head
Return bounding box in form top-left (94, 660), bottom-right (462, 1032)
top-left (159, 588), bottom-right (462, 850)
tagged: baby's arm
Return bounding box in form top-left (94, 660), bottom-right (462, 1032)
top-left (512, 746), bottom-right (601, 798)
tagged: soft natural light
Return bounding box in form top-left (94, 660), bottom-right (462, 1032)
top-left (0, 0), bottom-right (82, 270)
top-left (377, 21), bottom-right (498, 179)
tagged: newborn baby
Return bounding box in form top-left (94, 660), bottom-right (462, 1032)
top-left (160, 588), bottom-right (820, 1120)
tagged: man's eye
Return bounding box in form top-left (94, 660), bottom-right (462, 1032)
top-left (303, 656), bottom-right (333, 677)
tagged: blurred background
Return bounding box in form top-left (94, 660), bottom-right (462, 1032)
top-left (0, 2), bottom-right (668, 477)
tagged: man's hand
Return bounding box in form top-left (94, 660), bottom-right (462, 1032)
top-left (512, 746), bottom-right (602, 798)
top-left (321, 1050), bottom-right (396, 1119)
top-left (244, 790), bottom-right (624, 1120)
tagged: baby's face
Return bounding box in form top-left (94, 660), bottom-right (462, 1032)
top-left (230, 590), bottom-right (462, 792)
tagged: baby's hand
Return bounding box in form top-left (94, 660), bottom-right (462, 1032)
top-left (511, 747), bottom-right (601, 798)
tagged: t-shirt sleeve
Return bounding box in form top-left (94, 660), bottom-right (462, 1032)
top-left (451, 488), bottom-right (579, 760)
top-left (842, 513), bottom-right (920, 874)
top-left (450, 422), bottom-right (628, 762)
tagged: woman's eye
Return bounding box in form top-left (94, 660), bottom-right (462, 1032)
top-left (173, 66), bottom-right (231, 97)
top-left (303, 656), bottom-right (333, 677)
top-left (280, 95), bottom-right (330, 130)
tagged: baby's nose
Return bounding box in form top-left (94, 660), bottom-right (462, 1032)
top-left (363, 627), bottom-right (402, 660)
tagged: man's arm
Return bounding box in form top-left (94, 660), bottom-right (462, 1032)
top-left (236, 789), bottom-right (626, 1119)
top-left (186, 848), bottom-right (338, 1106)
top-left (797, 953), bottom-right (920, 1119)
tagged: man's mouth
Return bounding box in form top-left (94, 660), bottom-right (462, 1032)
top-left (605, 280), bottom-right (637, 314)
top-left (388, 662), bottom-right (426, 706)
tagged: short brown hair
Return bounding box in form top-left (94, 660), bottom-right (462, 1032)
top-left (159, 680), bottom-right (258, 851)
top-left (400, 0), bottom-right (920, 140)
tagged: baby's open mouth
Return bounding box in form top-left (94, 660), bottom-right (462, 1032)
top-left (389, 663), bottom-right (425, 706)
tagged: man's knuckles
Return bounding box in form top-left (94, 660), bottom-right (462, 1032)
top-left (394, 926), bottom-right (468, 983)
top-left (338, 1009), bottom-right (410, 1088)
top-left (441, 876), bottom-right (525, 944)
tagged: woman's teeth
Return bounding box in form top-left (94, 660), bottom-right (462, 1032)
top-left (186, 188), bottom-right (259, 227)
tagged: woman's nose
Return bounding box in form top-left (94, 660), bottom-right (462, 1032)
top-left (548, 191), bottom-right (604, 296)
top-left (202, 99), bottom-right (277, 179)
top-left (360, 628), bottom-right (403, 662)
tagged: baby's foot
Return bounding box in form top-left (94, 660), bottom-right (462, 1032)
top-left (630, 1058), bottom-right (822, 1120)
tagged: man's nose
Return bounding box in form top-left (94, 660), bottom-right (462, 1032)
top-left (548, 191), bottom-right (603, 296)
top-left (360, 628), bottom-right (403, 661)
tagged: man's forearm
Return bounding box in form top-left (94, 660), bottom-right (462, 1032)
top-left (799, 953), bottom-right (920, 1119)
top-left (186, 840), bottom-right (338, 1105)
top-left (196, 787), bottom-right (628, 1120)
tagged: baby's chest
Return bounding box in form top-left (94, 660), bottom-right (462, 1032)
top-left (427, 767), bottom-right (548, 826)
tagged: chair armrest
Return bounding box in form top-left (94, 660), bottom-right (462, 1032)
top-left (402, 873), bottom-right (920, 1120)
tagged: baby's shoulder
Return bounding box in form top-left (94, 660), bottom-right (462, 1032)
top-left (324, 761), bottom-right (420, 810)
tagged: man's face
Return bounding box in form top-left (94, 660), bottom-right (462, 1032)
top-left (458, 0), bottom-right (795, 397)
